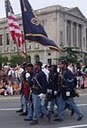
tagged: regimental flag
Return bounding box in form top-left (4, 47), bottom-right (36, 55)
top-left (5, 0), bottom-right (26, 55)
top-left (20, 0), bottom-right (61, 51)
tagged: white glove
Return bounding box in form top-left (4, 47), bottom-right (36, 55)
top-left (38, 93), bottom-right (46, 106)
top-left (47, 89), bottom-right (50, 93)
top-left (38, 93), bottom-right (46, 99)
top-left (26, 73), bottom-right (30, 78)
top-left (47, 89), bottom-right (52, 93)
top-left (49, 89), bottom-right (52, 93)
top-left (66, 91), bottom-right (70, 96)
top-left (54, 91), bottom-right (57, 95)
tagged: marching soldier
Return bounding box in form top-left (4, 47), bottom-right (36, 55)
top-left (29, 61), bottom-right (50, 125)
top-left (54, 61), bottom-right (83, 121)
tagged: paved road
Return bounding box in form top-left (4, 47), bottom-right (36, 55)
top-left (0, 91), bottom-right (87, 128)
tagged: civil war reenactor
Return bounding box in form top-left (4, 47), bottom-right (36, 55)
top-left (24, 63), bottom-right (34, 121)
top-left (54, 61), bottom-right (83, 121)
top-left (16, 62), bottom-right (27, 115)
top-left (29, 61), bottom-right (50, 125)
top-left (46, 65), bottom-right (60, 113)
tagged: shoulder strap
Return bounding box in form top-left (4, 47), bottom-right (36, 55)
top-left (34, 74), bottom-right (42, 89)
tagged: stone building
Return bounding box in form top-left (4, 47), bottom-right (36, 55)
top-left (0, 5), bottom-right (87, 64)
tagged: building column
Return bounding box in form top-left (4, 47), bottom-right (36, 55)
top-left (64, 20), bottom-right (67, 47)
top-left (81, 25), bottom-right (85, 51)
top-left (71, 21), bottom-right (73, 47)
top-left (76, 23), bottom-right (79, 47)
top-left (3, 27), bottom-right (6, 53)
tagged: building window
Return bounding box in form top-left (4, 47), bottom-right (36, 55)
top-left (60, 31), bottom-right (63, 47)
top-left (27, 56), bottom-right (31, 63)
top-left (0, 35), bottom-right (2, 46)
top-left (34, 55), bottom-right (40, 63)
top-left (47, 59), bottom-right (52, 65)
top-left (14, 47), bottom-right (16, 51)
top-left (6, 34), bottom-right (10, 45)
top-left (48, 53), bottom-right (51, 56)
top-left (29, 45), bottom-right (31, 50)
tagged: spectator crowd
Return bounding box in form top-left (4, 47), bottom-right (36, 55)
top-left (0, 61), bottom-right (87, 125)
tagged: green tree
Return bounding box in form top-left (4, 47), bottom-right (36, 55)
top-left (2, 56), bottom-right (8, 65)
top-left (59, 47), bottom-right (79, 63)
top-left (10, 55), bottom-right (25, 67)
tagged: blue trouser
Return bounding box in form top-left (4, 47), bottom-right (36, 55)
top-left (22, 94), bottom-right (28, 113)
top-left (26, 101), bottom-right (33, 119)
top-left (57, 94), bottom-right (82, 120)
top-left (20, 93), bottom-right (24, 110)
top-left (32, 93), bottom-right (49, 121)
top-left (19, 93), bottom-right (27, 112)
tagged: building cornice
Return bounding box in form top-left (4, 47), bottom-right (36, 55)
top-left (0, 5), bottom-right (87, 24)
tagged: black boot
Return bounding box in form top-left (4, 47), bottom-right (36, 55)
top-left (77, 115), bottom-right (84, 121)
top-left (16, 109), bottom-right (23, 113)
top-left (30, 120), bottom-right (38, 125)
top-left (19, 112), bottom-right (27, 116)
top-left (71, 109), bottom-right (74, 116)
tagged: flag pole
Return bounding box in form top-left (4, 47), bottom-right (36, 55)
top-left (24, 40), bottom-right (28, 62)
top-left (17, 43), bottom-right (20, 55)
top-left (5, 0), bottom-right (27, 64)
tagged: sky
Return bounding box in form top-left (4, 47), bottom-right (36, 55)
top-left (0, 0), bottom-right (87, 18)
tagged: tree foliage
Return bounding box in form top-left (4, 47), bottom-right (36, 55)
top-left (0, 55), bottom-right (9, 69)
top-left (10, 55), bottom-right (25, 67)
top-left (59, 47), bottom-right (80, 63)
top-left (2, 56), bottom-right (8, 65)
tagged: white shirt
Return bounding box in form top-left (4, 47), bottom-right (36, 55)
top-left (42, 68), bottom-right (50, 82)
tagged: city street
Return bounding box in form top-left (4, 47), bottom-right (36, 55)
top-left (0, 91), bottom-right (87, 128)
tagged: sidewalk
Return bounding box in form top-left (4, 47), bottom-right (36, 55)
top-left (0, 94), bottom-right (20, 99)
top-left (77, 88), bottom-right (87, 95)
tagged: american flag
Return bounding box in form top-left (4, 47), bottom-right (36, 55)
top-left (5, 0), bottom-right (26, 55)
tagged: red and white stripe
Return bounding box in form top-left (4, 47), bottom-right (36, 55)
top-left (7, 12), bottom-right (26, 55)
